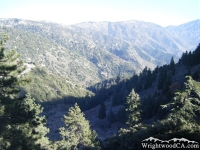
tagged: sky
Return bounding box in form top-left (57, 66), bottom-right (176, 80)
top-left (0, 0), bottom-right (200, 27)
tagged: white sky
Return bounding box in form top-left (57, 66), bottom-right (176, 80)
top-left (0, 0), bottom-right (200, 26)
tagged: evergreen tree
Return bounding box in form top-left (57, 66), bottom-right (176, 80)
top-left (170, 56), bottom-right (175, 75)
top-left (0, 37), bottom-right (30, 149)
top-left (105, 76), bottom-right (200, 150)
top-left (162, 73), bottom-right (172, 95)
top-left (125, 89), bottom-right (141, 126)
top-left (59, 103), bottom-right (99, 149)
top-left (98, 102), bottom-right (106, 119)
top-left (5, 94), bottom-right (52, 150)
top-left (0, 37), bottom-right (51, 150)
top-left (157, 74), bottom-right (163, 90)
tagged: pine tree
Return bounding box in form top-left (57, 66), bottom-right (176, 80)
top-left (125, 89), bottom-right (141, 126)
top-left (0, 37), bottom-right (51, 149)
top-left (157, 67), bottom-right (167, 90)
top-left (159, 76), bottom-right (200, 141)
top-left (98, 102), bottom-right (106, 119)
top-left (6, 94), bottom-right (51, 150)
top-left (162, 73), bottom-right (172, 95)
top-left (170, 56), bottom-right (175, 75)
top-left (0, 37), bottom-right (30, 149)
top-left (59, 103), bottom-right (99, 149)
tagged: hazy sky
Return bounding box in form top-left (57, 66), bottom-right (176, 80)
top-left (0, 0), bottom-right (200, 26)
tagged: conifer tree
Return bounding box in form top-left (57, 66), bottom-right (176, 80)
top-left (170, 56), bottom-right (175, 75)
top-left (159, 76), bottom-right (200, 140)
top-left (157, 67), bottom-right (167, 90)
top-left (6, 94), bottom-right (51, 150)
top-left (59, 103), bottom-right (99, 149)
top-left (162, 73), bottom-right (172, 95)
top-left (125, 89), bottom-right (141, 126)
top-left (0, 36), bottom-right (29, 148)
top-left (0, 36), bottom-right (51, 149)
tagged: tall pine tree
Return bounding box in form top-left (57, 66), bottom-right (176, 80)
top-left (0, 36), bottom-right (28, 148)
top-left (0, 36), bottom-right (51, 150)
top-left (59, 103), bottom-right (99, 149)
top-left (125, 89), bottom-right (142, 127)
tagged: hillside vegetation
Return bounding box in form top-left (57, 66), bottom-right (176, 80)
top-left (0, 19), bottom-right (200, 150)
top-left (19, 65), bottom-right (93, 103)
top-left (1, 19), bottom-right (198, 86)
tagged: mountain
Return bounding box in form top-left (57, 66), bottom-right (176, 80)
top-left (46, 43), bottom-right (200, 142)
top-left (1, 18), bottom-right (200, 149)
top-left (73, 20), bottom-right (186, 63)
top-left (19, 65), bottom-right (93, 103)
top-left (0, 25), bottom-right (101, 86)
top-left (0, 20), bottom-right (137, 86)
top-left (166, 19), bottom-right (200, 50)
top-left (0, 18), bottom-right (191, 86)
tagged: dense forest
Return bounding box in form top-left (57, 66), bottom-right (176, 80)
top-left (0, 33), bottom-right (200, 150)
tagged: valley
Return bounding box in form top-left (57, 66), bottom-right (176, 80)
top-left (0, 18), bottom-right (200, 149)
top-left (1, 19), bottom-right (199, 88)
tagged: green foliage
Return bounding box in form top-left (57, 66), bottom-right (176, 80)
top-left (4, 94), bottom-right (52, 150)
top-left (170, 56), bottom-right (175, 75)
top-left (59, 103), bottom-right (100, 149)
top-left (141, 94), bottom-right (162, 120)
top-left (0, 37), bottom-right (28, 138)
top-left (125, 89), bottom-right (142, 126)
top-left (157, 66), bottom-right (167, 90)
top-left (0, 37), bottom-right (53, 150)
top-left (164, 76), bottom-right (200, 123)
top-left (105, 76), bottom-right (200, 149)
top-left (0, 40), bottom-right (26, 97)
top-left (20, 66), bottom-right (93, 103)
top-left (162, 73), bottom-right (172, 95)
top-left (179, 45), bottom-right (200, 67)
top-left (0, 25), bottom-right (137, 86)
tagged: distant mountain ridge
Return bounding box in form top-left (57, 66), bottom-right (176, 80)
top-left (0, 18), bottom-right (198, 86)
top-left (166, 19), bottom-right (200, 50)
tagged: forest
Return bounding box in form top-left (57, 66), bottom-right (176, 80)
top-left (0, 34), bottom-right (200, 150)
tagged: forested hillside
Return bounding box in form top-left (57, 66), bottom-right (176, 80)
top-left (0, 26), bottom-right (101, 86)
top-left (0, 19), bottom-right (200, 150)
top-left (1, 18), bottom-right (196, 86)
top-left (19, 66), bottom-right (93, 103)
top-left (0, 38), bottom-right (101, 150)
top-left (1, 36), bottom-right (200, 150)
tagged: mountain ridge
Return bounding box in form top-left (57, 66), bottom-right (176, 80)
top-left (0, 18), bottom-right (198, 86)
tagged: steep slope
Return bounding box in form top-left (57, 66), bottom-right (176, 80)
top-left (19, 65), bottom-right (94, 103)
top-left (0, 20), bottom-right (137, 85)
top-left (0, 26), bottom-right (102, 85)
top-left (166, 19), bottom-right (200, 50)
top-left (74, 21), bottom-right (186, 64)
top-left (0, 19), bottom-right (189, 79)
